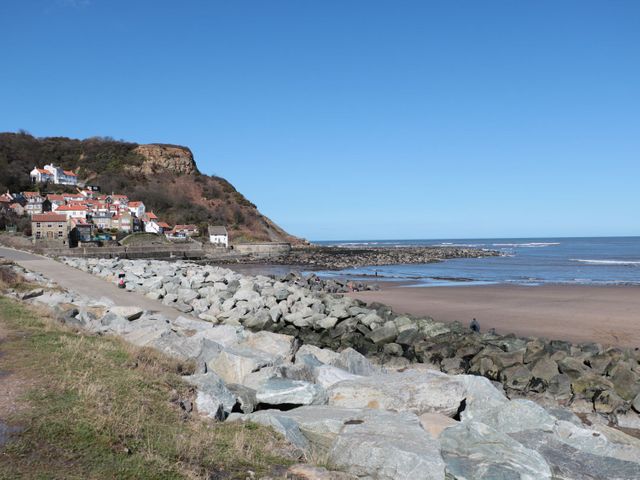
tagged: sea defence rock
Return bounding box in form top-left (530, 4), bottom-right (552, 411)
top-left (327, 370), bottom-right (467, 417)
top-left (4, 257), bottom-right (640, 480)
top-left (59, 256), bottom-right (640, 426)
top-left (231, 407), bottom-right (446, 480)
top-left (440, 421), bottom-right (553, 480)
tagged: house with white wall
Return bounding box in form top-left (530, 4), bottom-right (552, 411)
top-left (30, 164), bottom-right (78, 186)
top-left (128, 201), bottom-right (146, 218)
top-left (208, 225), bottom-right (228, 247)
top-left (21, 192), bottom-right (44, 216)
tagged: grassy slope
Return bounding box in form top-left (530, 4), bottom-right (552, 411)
top-left (0, 297), bottom-right (295, 479)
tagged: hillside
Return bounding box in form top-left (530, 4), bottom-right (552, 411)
top-left (0, 131), bottom-right (300, 243)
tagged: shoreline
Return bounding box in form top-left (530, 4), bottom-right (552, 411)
top-left (351, 283), bottom-right (640, 348)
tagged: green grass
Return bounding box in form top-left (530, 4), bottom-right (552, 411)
top-left (120, 232), bottom-right (170, 246)
top-left (0, 297), bottom-right (295, 479)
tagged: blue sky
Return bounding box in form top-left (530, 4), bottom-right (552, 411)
top-left (1, 1), bottom-right (639, 240)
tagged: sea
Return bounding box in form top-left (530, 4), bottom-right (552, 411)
top-left (312, 237), bottom-right (640, 287)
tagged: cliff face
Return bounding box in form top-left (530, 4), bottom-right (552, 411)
top-left (0, 132), bottom-right (302, 244)
top-left (131, 144), bottom-right (199, 176)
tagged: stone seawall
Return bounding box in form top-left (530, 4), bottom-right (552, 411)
top-left (233, 242), bottom-right (292, 256)
top-left (61, 257), bottom-right (640, 430)
top-left (4, 258), bottom-right (640, 479)
top-left (46, 243), bottom-right (204, 259)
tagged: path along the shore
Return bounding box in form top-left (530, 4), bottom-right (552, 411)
top-left (0, 247), bottom-right (180, 321)
top-left (351, 284), bottom-right (640, 348)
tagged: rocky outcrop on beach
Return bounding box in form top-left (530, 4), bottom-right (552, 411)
top-left (60, 257), bottom-right (640, 432)
top-left (4, 259), bottom-right (640, 479)
top-left (226, 245), bottom-right (499, 270)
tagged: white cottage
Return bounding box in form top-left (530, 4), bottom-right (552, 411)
top-left (208, 225), bottom-right (228, 247)
top-left (30, 164), bottom-right (78, 186)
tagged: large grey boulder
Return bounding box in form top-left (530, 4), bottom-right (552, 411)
top-left (330, 348), bottom-right (377, 376)
top-left (327, 409), bottom-right (446, 480)
top-left (123, 323), bottom-right (172, 347)
top-left (256, 378), bottom-right (328, 406)
top-left (509, 429), bottom-right (640, 480)
top-left (314, 365), bottom-right (364, 389)
top-left (193, 324), bottom-right (247, 348)
top-left (171, 315), bottom-right (213, 333)
top-left (296, 344), bottom-right (340, 365)
top-left (463, 399), bottom-right (557, 433)
top-left (238, 331), bottom-right (296, 361)
top-left (208, 348), bottom-right (276, 384)
top-left (231, 406), bottom-right (446, 480)
top-left (148, 330), bottom-right (206, 360)
top-left (366, 322), bottom-right (398, 344)
top-left (440, 421), bottom-right (552, 480)
top-left (177, 288), bottom-right (199, 304)
top-left (456, 374), bottom-right (508, 419)
top-left (465, 398), bottom-right (640, 475)
top-left (184, 372), bottom-right (238, 420)
top-left (328, 370), bottom-right (466, 417)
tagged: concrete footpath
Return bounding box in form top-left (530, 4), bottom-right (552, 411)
top-left (0, 247), bottom-right (180, 320)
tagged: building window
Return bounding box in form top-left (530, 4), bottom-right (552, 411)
top-left (36, 232), bottom-right (41, 239)
top-left (36, 223), bottom-right (41, 227)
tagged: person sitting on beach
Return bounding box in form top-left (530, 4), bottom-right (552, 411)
top-left (470, 318), bottom-right (480, 333)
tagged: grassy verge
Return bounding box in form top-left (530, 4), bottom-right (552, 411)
top-left (0, 296), bottom-right (295, 479)
top-left (120, 233), bottom-right (170, 246)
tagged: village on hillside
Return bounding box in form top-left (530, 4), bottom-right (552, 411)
top-left (0, 163), bottom-right (229, 249)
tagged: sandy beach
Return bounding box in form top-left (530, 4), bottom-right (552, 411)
top-left (351, 284), bottom-right (640, 348)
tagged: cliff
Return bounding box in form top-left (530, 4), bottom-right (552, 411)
top-left (130, 144), bottom-right (199, 176)
top-left (0, 132), bottom-right (301, 244)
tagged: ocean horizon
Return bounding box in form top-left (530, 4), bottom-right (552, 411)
top-left (312, 236), bottom-right (640, 287)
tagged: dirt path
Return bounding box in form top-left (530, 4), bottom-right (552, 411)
top-left (0, 246), bottom-right (181, 320)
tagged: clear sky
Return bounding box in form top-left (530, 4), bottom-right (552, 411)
top-left (1, 1), bottom-right (639, 240)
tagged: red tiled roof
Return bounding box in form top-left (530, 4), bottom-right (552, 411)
top-left (173, 224), bottom-right (198, 231)
top-left (56, 205), bottom-right (88, 212)
top-left (32, 213), bottom-right (67, 222)
top-left (22, 192), bottom-right (41, 197)
top-left (46, 194), bottom-right (66, 202)
top-left (157, 222), bottom-right (171, 228)
top-left (34, 168), bottom-right (50, 174)
top-left (63, 170), bottom-right (77, 176)
top-left (128, 201), bottom-right (143, 207)
top-left (146, 212), bottom-right (158, 220)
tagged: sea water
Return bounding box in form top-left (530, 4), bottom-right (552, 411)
top-left (313, 237), bottom-right (640, 287)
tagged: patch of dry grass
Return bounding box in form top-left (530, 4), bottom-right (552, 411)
top-left (0, 297), bottom-right (297, 479)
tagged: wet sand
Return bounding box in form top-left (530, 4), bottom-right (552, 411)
top-left (351, 284), bottom-right (640, 348)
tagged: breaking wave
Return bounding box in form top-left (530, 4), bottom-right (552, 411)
top-left (493, 242), bottom-right (561, 248)
top-left (571, 259), bottom-right (640, 266)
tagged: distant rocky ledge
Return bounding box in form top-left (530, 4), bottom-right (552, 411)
top-left (222, 245), bottom-right (499, 270)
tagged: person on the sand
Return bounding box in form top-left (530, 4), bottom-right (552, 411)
top-left (470, 318), bottom-right (480, 333)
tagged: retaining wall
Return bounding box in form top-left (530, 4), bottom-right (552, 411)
top-left (233, 242), bottom-right (291, 256)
